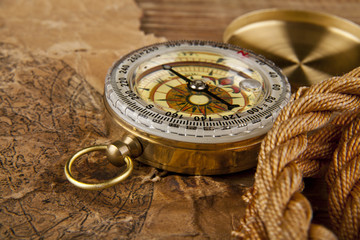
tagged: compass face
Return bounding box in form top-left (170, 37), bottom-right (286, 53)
top-left (134, 54), bottom-right (264, 119)
top-left (105, 41), bottom-right (290, 143)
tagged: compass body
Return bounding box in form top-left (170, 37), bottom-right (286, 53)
top-left (104, 40), bottom-right (290, 174)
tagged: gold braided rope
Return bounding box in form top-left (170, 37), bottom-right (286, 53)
top-left (233, 67), bottom-right (360, 239)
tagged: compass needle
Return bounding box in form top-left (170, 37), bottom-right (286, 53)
top-left (163, 66), bottom-right (241, 111)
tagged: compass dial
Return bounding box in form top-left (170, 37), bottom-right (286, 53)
top-left (105, 41), bottom-right (290, 143)
top-left (135, 62), bottom-right (261, 119)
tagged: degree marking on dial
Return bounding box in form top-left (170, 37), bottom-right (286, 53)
top-left (156, 78), bottom-right (165, 84)
top-left (139, 87), bottom-right (150, 91)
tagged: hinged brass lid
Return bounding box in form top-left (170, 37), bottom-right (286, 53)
top-left (224, 9), bottom-right (360, 90)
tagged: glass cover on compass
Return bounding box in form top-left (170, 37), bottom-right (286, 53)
top-left (105, 41), bottom-right (290, 144)
top-left (133, 51), bottom-right (265, 119)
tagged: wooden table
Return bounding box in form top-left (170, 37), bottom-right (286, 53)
top-left (136, 0), bottom-right (360, 41)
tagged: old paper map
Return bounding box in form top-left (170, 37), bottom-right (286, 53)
top-left (0, 43), bottom-right (248, 239)
top-left (0, 0), bottom-right (249, 238)
top-left (0, 42), bottom-right (152, 238)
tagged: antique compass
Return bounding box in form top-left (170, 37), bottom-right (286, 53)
top-left (65, 40), bottom-right (291, 190)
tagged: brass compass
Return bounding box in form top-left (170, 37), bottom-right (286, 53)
top-left (65, 40), bottom-right (291, 190)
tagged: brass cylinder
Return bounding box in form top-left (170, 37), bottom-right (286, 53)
top-left (104, 98), bottom-right (261, 175)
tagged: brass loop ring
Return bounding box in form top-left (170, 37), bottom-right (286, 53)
top-left (64, 145), bottom-right (133, 190)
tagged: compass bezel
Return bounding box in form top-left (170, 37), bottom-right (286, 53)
top-left (105, 40), bottom-right (290, 144)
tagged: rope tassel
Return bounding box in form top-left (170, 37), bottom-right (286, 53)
top-left (233, 67), bottom-right (360, 240)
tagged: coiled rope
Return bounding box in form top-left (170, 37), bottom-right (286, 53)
top-left (233, 67), bottom-right (360, 239)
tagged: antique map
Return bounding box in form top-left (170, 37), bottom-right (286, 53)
top-left (0, 0), bottom-right (249, 238)
top-left (0, 39), bottom-right (251, 239)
